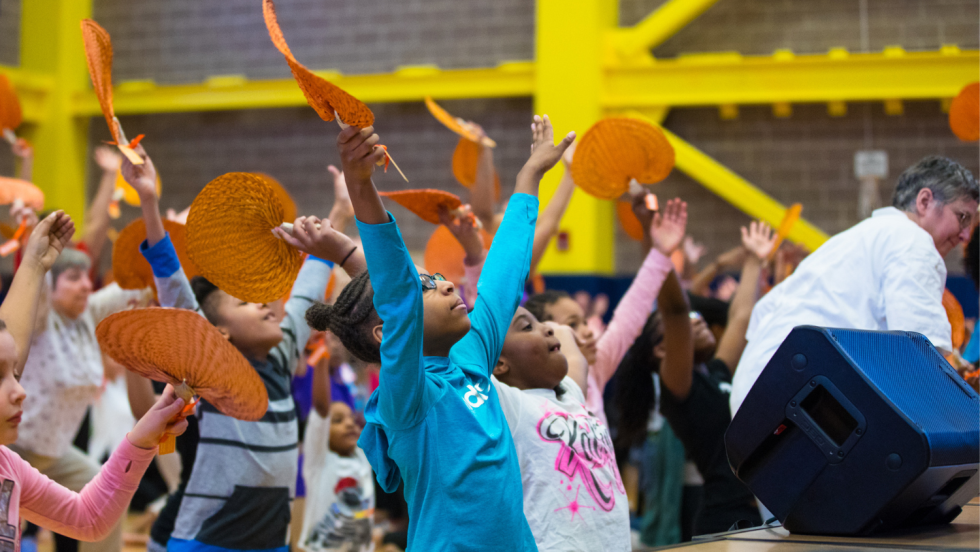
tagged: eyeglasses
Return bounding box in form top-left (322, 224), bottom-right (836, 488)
top-left (419, 273), bottom-right (446, 291)
top-left (948, 206), bottom-right (975, 232)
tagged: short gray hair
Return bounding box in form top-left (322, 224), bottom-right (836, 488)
top-left (50, 248), bottom-right (91, 287)
top-left (892, 156), bottom-right (979, 212)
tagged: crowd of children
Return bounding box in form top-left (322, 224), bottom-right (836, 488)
top-left (0, 89), bottom-right (976, 552)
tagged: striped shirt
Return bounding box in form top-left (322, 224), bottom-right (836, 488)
top-left (141, 235), bottom-right (331, 552)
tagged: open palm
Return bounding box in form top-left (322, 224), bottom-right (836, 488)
top-left (741, 220), bottom-right (776, 260)
top-left (651, 198), bottom-right (688, 255)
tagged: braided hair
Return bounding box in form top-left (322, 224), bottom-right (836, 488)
top-left (305, 271), bottom-right (381, 363)
top-left (614, 310), bottom-right (664, 450)
top-left (523, 290), bottom-right (570, 322)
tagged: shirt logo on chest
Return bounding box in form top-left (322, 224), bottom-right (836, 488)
top-left (463, 383), bottom-right (489, 409)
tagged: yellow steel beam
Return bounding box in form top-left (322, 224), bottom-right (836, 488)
top-left (0, 65), bottom-right (53, 124)
top-left (19, 0), bottom-right (93, 225)
top-left (610, 0), bottom-right (722, 60)
top-left (73, 62), bottom-right (535, 116)
top-left (535, 0), bottom-right (618, 275)
top-left (605, 46), bottom-right (980, 108)
top-left (626, 111), bottom-right (829, 251)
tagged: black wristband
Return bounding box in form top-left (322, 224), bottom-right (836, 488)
top-left (340, 245), bottom-right (358, 268)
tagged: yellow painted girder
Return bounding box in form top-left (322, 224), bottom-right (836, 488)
top-left (627, 111), bottom-right (829, 251)
top-left (73, 62), bottom-right (535, 116)
top-left (0, 65), bottom-right (53, 124)
top-left (610, 0), bottom-right (722, 59)
top-left (605, 47), bottom-right (980, 108)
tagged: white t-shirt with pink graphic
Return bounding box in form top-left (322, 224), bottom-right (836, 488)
top-left (492, 376), bottom-right (630, 552)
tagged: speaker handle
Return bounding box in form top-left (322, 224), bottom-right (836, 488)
top-left (786, 376), bottom-right (867, 464)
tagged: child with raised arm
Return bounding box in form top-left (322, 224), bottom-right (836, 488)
top-left (305, 116), bottom-right (574, 550)
top-left (524, 196), bottom-right (687, 425)
top-left (122, 145), bottom-right (366, 552)
top-left (0, 210), bottom-right (189, 552)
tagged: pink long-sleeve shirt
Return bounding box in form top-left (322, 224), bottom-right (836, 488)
top-left (588, 248), bottom-right (673, 426)
top-left (0, 437), bottom-right (155, 552)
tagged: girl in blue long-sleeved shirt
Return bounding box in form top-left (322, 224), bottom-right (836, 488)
top-left (305, 116), bottom-right (574, 551)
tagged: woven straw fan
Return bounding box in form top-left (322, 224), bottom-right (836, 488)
top-left (424, 224), bottom-right (494, 287)
top-left (0, 178), bottom-right (45, 257)
top-left (572, 118), bottom-right (675, 200)
top-left (262, 0), bottom-right (407, 182)
top-left (186, 172), bottom-right (304, 304)
top-left (113, 219), bottom-right (198, 295)
top-left (424, 97), bottom-right (496, 148)
top-left (80, 19), bottom-right (144, 166)
top-left (949, 82), bottom-right (979, 142)
top-left (379, 189), bottom-right (476, 225)
top-left (767, 203), bottom-right (803, 261)
top-left (253, 173), bottom-right (298, 223)
top-left (452, 138), bottom-right (501, 200)
top-left (0, 74), bottom-right (22, 146)
top-left (97, 308), bottom-right (269, 454)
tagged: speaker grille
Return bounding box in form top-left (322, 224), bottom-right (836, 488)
top-left (828, 329), bottom-right (979, 466)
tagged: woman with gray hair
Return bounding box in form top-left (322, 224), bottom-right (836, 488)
top-left (730, 155), bottom-right (979, 417)
top-left (9, 245), bottom-right (152, 552)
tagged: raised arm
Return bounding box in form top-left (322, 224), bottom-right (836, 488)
top-left (592, 197), bottom-right (685, 393)
top-left (530, 141), bottom-right (577, 272)
top-left (80, 147), bottom-right (122, 262)
top-left (20, 388), bottom-right (188, 541)
top-left (0, 212), bottom-right (74, 373)
top-left (657, 268), bottom-right (695, 401)
top-left (437, 204), bottom-right (486, 305)
top-left (326, 165), bottom-right (355, 234)
top-left (714, 221), bottom-right (775, 372)
top-left (452, 115), bottom-right (575, 372)
top-left (469, 127), bottom-right (499, 234)
top-left (11, 139), bottom-right (32, 182)
top-left (547, 322), bottom-right (589, 396)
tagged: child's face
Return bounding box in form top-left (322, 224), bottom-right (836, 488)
top-left (0, 332), bottom-right (26, 446)
top-left (417, 267), bottom-right (471, 354)
top-left (212, 290), bottom-right (284, 359)
top-left (543, 297), bottom-right (597, 365)
top-left (496, 307), bottom-right (568, 391)
top-left (51, 268), bottom-right (93, 320)
top-left (328, 402), bottom-right (360, 456)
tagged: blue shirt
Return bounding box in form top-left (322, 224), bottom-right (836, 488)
top-left (357, 194), bottom-right (539, 551)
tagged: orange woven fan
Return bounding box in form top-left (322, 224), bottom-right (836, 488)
top-left (572, 118), bottom-right (675, 200)
top-left (424, 97), bottom-right (496, 148)
top-left (253, 173), bottom-right (298, 224)
top-left (379, 189), bottom-right (463, 225)
top-left (262, 0), bottom-right (372, 128)
top-left (942, 289), bottom-right (967, 350)
top-left (949, 82), bottom-right (979, 142)
top-left (424, 224), bottom-right (494, 287)
top-left (186, 172), bottom-right (303, 304)
top-left (0, 74), bottom-right (22, 145)
top-left (0, 177), bottom-right (44, 211)
top-left (767, 203), bottom-right (803, 261)
top-left (617, 201), bottom-right (645, 241)
top-left (80, 19), bottom-right (144, 166)
top-left (96, 308), bottom-right (269, 453)
top-left (452, 138), bottom-right (501, 199)
top-left (113, 219), bottom-right (198, 293)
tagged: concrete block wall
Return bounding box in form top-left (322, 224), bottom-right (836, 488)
top-left (0, 0), bottom-right (19, 66)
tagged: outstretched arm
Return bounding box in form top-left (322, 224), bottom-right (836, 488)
top-left (337, 126), bottom-right (388, 225)
top-left (657, 268), bottom-right (695, 401)
top-left (81, 147), bottom-right (122, 262)
top-left (530, 141), bottom-right (576, 272)
top-left (12, 139), bottom-right (33, 182)
top-left (0, 212), bottom-right (74, 374)
top-left (714, 221), bottom-right (775, 372)
top-left (547, 322), bottom-right (588, 396)
top-left (468, 126), bottom-right (499, 234)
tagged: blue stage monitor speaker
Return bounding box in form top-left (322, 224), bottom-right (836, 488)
top-left (726, 326), bottom-right (979, 535)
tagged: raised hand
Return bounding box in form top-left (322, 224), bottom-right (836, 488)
top-left (22, 211), bottom-right (75, 272)
top-left (327, 165), bottom-right (355, 233)
top-left (94, 146), bottom-right (123, 174)
top-left (127, 384), bottom-right (191, 450)
top-left (682, 236), bottom-right (706, 265)
top-left (10, 138), bottom-right (32, 160)
top-left (561, 138), bottom-right (577, 169)
top-left (741, 221), bottom-right (776, 260)
top-left (120, 144), bottom-right (158, 200)
top-left (273, 216), bottom-right (356, 265)
top-left (9, 202), bottom-right (38, 228)
top-left (337, 126), bottom-right (386, 183)
top-left (650, 198), bottom-right (688, 256)
top-left (523, 115), bottom-right (576, 180)
top-left (438, 205), bottom-right (485, 265)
